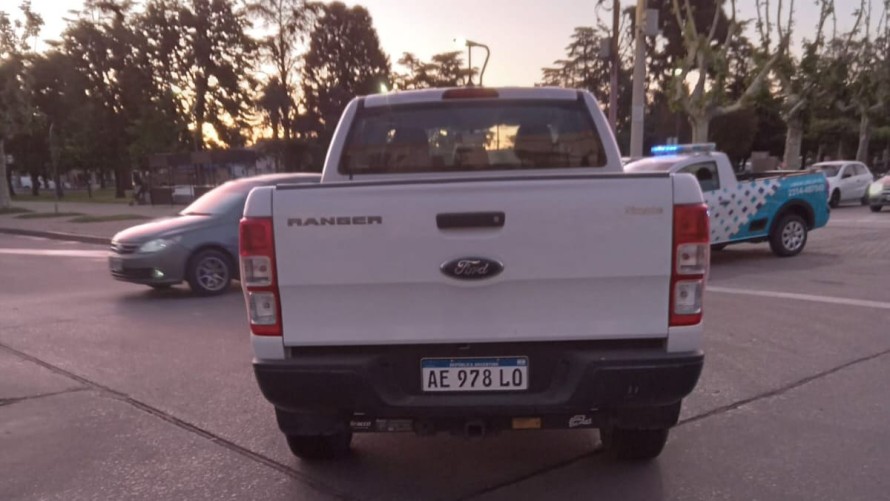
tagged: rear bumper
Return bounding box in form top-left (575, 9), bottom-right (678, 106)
top-left (253, 340), bottom-right (703, 434)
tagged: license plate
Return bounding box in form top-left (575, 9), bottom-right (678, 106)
top-left (421, 357), bottom-right (528, 392)
top-left (109, 257), bottom-right (123, 272)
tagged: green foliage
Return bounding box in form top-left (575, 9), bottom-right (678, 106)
top-left (0, 1), bottom-right (43, 208)
top-left (163, 0), bottom-right (259, 150)
top-left (301, 2), bottom-right (390, 145)
top-left (249, 0), bottom-right (317, 140)
top-left (394, 51), bottom-right (474, 89)
top-left (711, 108), bottom-right (758, 165)
top-left (540, 23), bottom-right (633, 140)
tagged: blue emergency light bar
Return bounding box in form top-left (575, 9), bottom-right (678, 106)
top-left (651, 143), bottom-right (716, 156)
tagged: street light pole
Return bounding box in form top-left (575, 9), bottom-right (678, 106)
top-left (608, 0), bottom-right (620, 134)
top-left (457, 38), bottom-right (491, 87)
top-left (629, 0), bottom-right (647, 158)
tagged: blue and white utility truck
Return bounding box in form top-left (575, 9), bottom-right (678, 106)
top-left (626, 144), bottom-right (830, 256)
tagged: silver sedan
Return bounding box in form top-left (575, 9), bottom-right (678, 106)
top-left (109, 173), bottom-right (319, 295)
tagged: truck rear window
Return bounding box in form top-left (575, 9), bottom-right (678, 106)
top-left (339, 100), bottom-right (607, 174)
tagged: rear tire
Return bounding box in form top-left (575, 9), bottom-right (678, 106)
top-left (600, 427), bottom-right (669, 461)
top-left (829, 190), bottom-right (840, 208)
top-left (769, 213), bottom-right (808, 257)
top-left (186, 249), bottom-right (233, 296)
top-left (871, 205), bottom-right (883, 213)
top-left (285, 432), bottom-right (353, 460)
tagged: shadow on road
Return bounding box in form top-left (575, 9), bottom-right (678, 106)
top-left (709, 247), bottom-right (841, 281)
top-left (115, 284), bottom-right (242, 302)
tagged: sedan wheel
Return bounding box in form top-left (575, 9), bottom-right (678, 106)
top-left (187, 249), bottom-right (233, 296)
top-left (829, 190), bottom-right (840, 208)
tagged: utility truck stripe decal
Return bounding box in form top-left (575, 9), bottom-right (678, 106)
top-left (704, 179), bottom-right (780, 243)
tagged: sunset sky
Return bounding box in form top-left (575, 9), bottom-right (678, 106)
top-left (19, 0), bottom-right (882, 86)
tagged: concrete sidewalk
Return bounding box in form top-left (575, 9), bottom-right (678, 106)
top-left (0, 201), bottom-right (181, 243)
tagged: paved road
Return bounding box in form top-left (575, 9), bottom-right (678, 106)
top-left (2, 206), bottom-right (889, 500)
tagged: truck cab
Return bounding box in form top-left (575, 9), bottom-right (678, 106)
top-left (626, 144), bottom-right (830, 256)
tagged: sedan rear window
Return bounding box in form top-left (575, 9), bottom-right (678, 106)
top-left (339, 100), bottom-right (607, 174)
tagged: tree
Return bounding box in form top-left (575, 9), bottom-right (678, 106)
top-left (802, 1), bottom-right (890, 166)
top-left (393, 51), bottom-right (474, 89)
top-left (301, 2), bottom-right (390, 145)
top-left (249, 0), bottom-right (317, 140)
top-left (139, 0), bottom-right (258, 151)
top-left (668, 0), bottom-right (792, 142)
top-left (838, 1), bottom-right (890, 163)
top-left (176, 0), bottom-right (258, 150)
top-left (59, 0), bottom-right (151, 197)
top-left (0, 1), bottom-right (42, 207)
top-left (539, 19), bottom-right (634, 145)
top-left (763, 0), bottom-right (835, 169)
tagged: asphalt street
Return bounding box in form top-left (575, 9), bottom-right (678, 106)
top-left (2, 205), bottom-right (889, 501)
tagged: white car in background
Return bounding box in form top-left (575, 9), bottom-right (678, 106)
top-left (812, 161), bottom-right (874, 208)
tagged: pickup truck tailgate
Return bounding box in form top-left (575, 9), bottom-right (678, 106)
top-left (272, 175), bottom-right (673, 346)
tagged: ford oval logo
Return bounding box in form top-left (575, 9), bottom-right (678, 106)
top-left (441, 257), bottom-right (504, 280)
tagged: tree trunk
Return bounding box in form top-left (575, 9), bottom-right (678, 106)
top-left (193, 76), bottom-right (208, 151)
top-left (5, 166), bottom-right (14, 198)
top-left (0, 139), bottom-right (11, 208)
top-left (836, 141), bottom-right (844, 161)
top-left (115, 167), bottom-right (127, 198)
top-left (783, 116), bottom-right (804, 170)
top-left (816, 143), bottom-right (824, 163)
top-left (690, 115), bottom-right (710, 143)
top-left (30, 172), bottom-right (39, 196)
top-left (53, 170), bottom-right (63, 199)
top-left (856, 113), bottom-right (870, 163)
top-left (282, 104), bottom-right (292, 141)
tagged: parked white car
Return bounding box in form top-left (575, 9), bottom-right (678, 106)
top-left (812, 161), bottom-right (874, 208)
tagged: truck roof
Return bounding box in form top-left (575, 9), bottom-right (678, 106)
top-left (363, 87), bottom-right (580, 108)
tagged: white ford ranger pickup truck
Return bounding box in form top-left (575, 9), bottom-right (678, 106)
top-left (239, 87), bottom-right (708, 461)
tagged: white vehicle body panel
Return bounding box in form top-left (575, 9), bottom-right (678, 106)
top-left (816, 161), bottom-right (873, 202)
top-left (272, 175), bottom-right (677, 347)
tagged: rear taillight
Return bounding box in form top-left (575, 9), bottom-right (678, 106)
top-left (240, 218), bottom-right (281, 336)
top-left (670, 204), bottom-right (710, 326)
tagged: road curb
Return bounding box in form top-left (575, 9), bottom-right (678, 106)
top-left (0, 227), bottom-right (109, 245)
